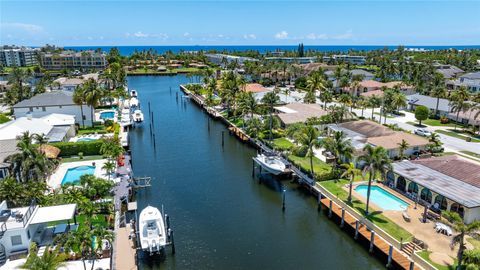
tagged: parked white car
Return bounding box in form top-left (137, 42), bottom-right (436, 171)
top-left (414, 128), bottom-right (432, 137)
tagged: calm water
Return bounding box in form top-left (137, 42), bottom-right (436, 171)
top-left (128, 75), bottom-right (383, 270)
top-left (66, 45), bottom-right (480, 55)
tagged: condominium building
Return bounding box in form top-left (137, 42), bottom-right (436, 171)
top-left (322, 55), bottom-right (367, 65)
top-left (0, 47), bottom-right (38, 67)
top-left (40, 50), bottom-right (107, 70)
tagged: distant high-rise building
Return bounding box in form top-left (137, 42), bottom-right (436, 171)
top-left (0, 46), bottom-right (39, 67)
top-left (40, 50), bottom-right (107, 70)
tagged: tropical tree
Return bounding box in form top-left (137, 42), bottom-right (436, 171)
top-left (245, 118), bottom-right (263, 138)
top-left (397, 139), bottom-right (409, 159)
top-left (338, 94), bottom-right (353, 112)
top-left (431, 81), bottom-right (448, 117)
top-left (296, 126), bottom-right (320, 178)
top-left (3, 67), bottom-right (32, 106)
top-left (443, 211), bottom-right (480, 270)
top-left (391, 92), bottom-right (407, 114)
top-left (322, 131), bottom-right (353, 168)
top-left (73, 86), bottom-right (87, 128)
top-left (0, 177), bottom-right (23, 207)
top-left (102, 161), bottom-right (116, 181)
top-left (356, 96), bottom-right (368, 117)
top-left (341, 162), bottom-right (361, 203)
top-left (368, 95), bottom-right (382, 121)
top-left (450, 86), bottom-right (471, 130)
top-left (319, 89), bottom-right (334, 109)
top-left (237, 91), bottom-right (257, 120)
top-left (22, 245), bottom-right (67, 270)
top-left (359, 145), bottom-right (392, 215)
top-left (81, 78), bottom-right (105, 125)
top-left (415, 105), bottom-right (430, 126)
top-left (261, 91), bottom-right (280, 140)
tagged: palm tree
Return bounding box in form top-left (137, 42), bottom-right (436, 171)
top-left (102, 161), bottom-right (116, 180)
top-left (237, 91), bottom-right (257, 120)
top-left (245, 118), bottom-right (263, 138)
top-left (22, 246), bottom-right (67, 270)
top-left (296, 126), bottom-right (320, 179)
top-left (450, 86), bottom-right (471, 130)
top-left (391, 92), bottom-right (407, 114)
top-left (397, 139), bottom-right (409, 159)
top-left (443, 211), bottom-right (480, 270)
top-left (429, 132), bottom-right (442, 146)
top-left (261, 91), bottom-right (280, 140)
top-left (319, 89), bottom-right (334, 109)
top-left (0, 177), bottom-right (23, 207)
top-left (81, 79), bottom-right (105, 126)
top-left (359, 145), bottom-right (392, 215)
top-left (305, 72), bottom-right (325, 104)
top-left (73, 86), bottom-right (87, 128)
top-left (357, 96), bottom-right (368, 117)
top-left (341, 162), bottom-right (361, 203)
top-left (368, 95), bottom-right (382, 121)
top-left (338, 94), bottom-right (353, 112)
top-left (431, 83), bottom-right (447, 117)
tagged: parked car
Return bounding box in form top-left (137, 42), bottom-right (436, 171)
top-left (414, 128), bottom-right (432, 137)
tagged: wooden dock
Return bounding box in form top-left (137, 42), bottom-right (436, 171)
top-left (113, 223), bottom-right (137, 270)
top-left (318, 197), bottom-right (422, 270)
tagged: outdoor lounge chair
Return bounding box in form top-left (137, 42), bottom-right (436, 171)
top-left (402, 211), bottom-right (411, 222)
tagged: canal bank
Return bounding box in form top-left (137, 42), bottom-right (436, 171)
top-left (127, 75), bottom-right (384, 270)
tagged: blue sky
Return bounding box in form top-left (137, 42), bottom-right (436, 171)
top-left (1, 0), bottom-right (479, 46)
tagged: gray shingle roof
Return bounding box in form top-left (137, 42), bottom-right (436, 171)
top-left (407, 94), bottom-right (450, 112)
top-left (460, 72), bottom-right (480, 80)
top-left (0, 139), bottom-right (18, 167)
top-left (13, 91), bottom-right (76, 108)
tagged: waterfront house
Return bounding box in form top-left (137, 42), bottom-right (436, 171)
top-left (322, 55), bottom-right (366, 65)
top-left (52, 73), bottom-right (100, 91)
top-left (0, 113), bottom-right (75, 142)
top-left (12, 91), bottom-right (93, 127)
top-left (0, 200), bottom-right (77, 264)
top-left (274, 103), bottom-right (328, 126)
top-left (390, 155), bottom-right (480, 223)
top-left (327, 120), bottom-right (429, 159)
top-left (347, 80), bottom-right (414, 96)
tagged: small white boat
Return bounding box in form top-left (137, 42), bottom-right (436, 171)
top-left (139, 206), bottom-right (167, 255)
top-left (130, 89), bottom-right (138, 97)
top-left (133, 109), bottom-right (144, 123)
top-left (253, 153), bottom-right (287, 175)
top-left (130, 97), bottom-right (139, 108)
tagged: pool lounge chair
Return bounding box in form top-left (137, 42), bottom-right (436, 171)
top-left (402, 211), bottom-right (411, 222)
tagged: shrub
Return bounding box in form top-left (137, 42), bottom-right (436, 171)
top-left (50, 140), bottom-right (104, 157)
top-left (440, 116), bottom-right (449, 124)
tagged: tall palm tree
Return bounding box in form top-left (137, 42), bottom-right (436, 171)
top-left (341, 162), bottom-right (361, 203)
top-left (397, 139), bottom-right (409, 159)
top-left (319, 88), bottom-right (334, 109)
top-left (305, 72), bottom-right (325, 103)
top-left (431, 83), bottom-right (447, 117)
top-left (443, 211), bottom-right (480, 270)
top-left (73, 86), bottom-right (87, 128)
top-left (338, 94), bottom-right (353, 112)
top-left (391, 92), bottom-right (407, 114)
top-left (81, 79), bottom-right (105, 126)
top-left (359, 145), bottom-right (392, 215)
top-left (237, 91), bottom-right (257, 120)
top-left (450, 86), bottom-right (471, 130)
top-left (102, 161), bottom-right (116, 181)
top-left (296, 126), bottom-right (320, 179)
top-left (368, 95), bottom-right (382, 121)
top-left (261, 91), bottom-right (280, 140)
top-left (0, 177), bottom-right (23, 207)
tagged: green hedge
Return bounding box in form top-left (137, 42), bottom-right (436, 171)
top-left (50, 140), bottom-right (105, 157)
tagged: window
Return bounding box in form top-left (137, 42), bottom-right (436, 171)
top-left (27, 230), bottom-right (30, 239)
top-left (29, 107), bottom-right (33, 112)
top-left (11, 235), bottom-right (22, 246)
top-left (42, 107), bottom-right (46, 112)
top-left (59, 105), bottom-right (62, 108)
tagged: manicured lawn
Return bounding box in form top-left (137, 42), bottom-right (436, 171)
top-left (288, 155), bottom-right (332, 179)
top-left (422, 118), bottom-right (460, 128)
top-left (61, 155), bottom-right (105, 163)
top-left (78, 125), bottom-right (107, 135)
top-left (373, 112), bottom-right (395, 119)
top-left (406, 121), bottom-right (427, 128)
top-left (460, 151), bottom-right (480, 159)
top-left (436, 130), bottom-right (480, 143)
top-left (3, 66), bottom-right (38, 73)
top-left (417, 250), bottom-right (455, 270)
top-left (320, 179), bottom-right (413, 242)
top-left (272, 138), bottom-right (294, 151)
top-left (0, 113), bottom-right (10, 124)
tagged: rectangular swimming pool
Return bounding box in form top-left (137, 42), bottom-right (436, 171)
top-left (354, 185), bottom-right (409, 211)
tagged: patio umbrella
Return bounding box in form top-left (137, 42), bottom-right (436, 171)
top-left (39, 144), bottom-right (61, 159)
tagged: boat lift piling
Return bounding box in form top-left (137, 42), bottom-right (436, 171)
top-left (221, 131), bottom-right (224, 148)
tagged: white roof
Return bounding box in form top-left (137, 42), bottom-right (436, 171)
top-left (274, 106), bottom-right (297, 114)
top-left (41, 113), bottom-right (75, 126)
top-left (30, 204), bottom-right (76, 224)
top-left (0, 117), bottom-right (52, 140)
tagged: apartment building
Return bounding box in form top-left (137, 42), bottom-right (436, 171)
top-left (0, 47), bottom-right (38, 67)
top-left (40, 50), bottom-right (107, 70)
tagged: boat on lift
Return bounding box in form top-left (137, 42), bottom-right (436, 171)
top-left (139, 206), bottom-right (167, 255)
top-left (133, 109), bottom-right (144, 123)
top-left (253, 153), bottom-right (287, 175)
top-left (130, 97), bottom-right (139, 108)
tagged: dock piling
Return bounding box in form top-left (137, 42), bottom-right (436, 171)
top-left (386, 245), bottom-right (393, 268)
top-left (354, 221), bottom-right (359, 240)
top-left (317, 193), bottom-right (322, 212)
top-left (252, 160), bottom-right (255, 178)
top-left (328, 200), bottom-right (332, 218)
top-left (340, 208), bottom-right (345, 228)
top-left (221, 131), bottom-right (224, 148)
top-left (282, 189), bottom-right (286, 212)
top-left (409, 261), bottom-right (414, 270)
top-left (369, 231), bottom-right (375, 253)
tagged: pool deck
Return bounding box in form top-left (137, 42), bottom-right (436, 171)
top-left (47, 159), bottom-right (108, 189)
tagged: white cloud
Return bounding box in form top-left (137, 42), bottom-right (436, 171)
top-left (183, 32), bottom-right (190, 37)
top-left (243, 34), bottom-right (256, 40)
top-left (274, 31), bottom-right (289, 40)
top-left (133, 31), bottom-right (149, 38)
top-left (125, 31), bottom-right (168, 40)
top-left (1, 22), bottom-right (44, 34)
top-left (333, 30), bottom-right (353, 40)
top-left (306, 33), bottom-right (328, 40)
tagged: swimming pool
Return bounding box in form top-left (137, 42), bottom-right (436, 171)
top-left (77, 137), bottom-right (97, 142)
top-left (61, 165), bottom-right (96, 185)
top-left (354, 185), bottom-right (409, 211)
top-left (100, 111), bottom-right (115, 120)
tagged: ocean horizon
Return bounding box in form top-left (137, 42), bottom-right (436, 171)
top-left (63, 45), bottom-right (480, 56)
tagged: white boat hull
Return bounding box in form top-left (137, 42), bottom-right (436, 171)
top-left (139, 206), bottom-right (167, 254)
top-left (253, 154), bottom-right (287, 175)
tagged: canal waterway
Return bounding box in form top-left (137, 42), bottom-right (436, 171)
top-left (128, 75), bottom-right (383, 270)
